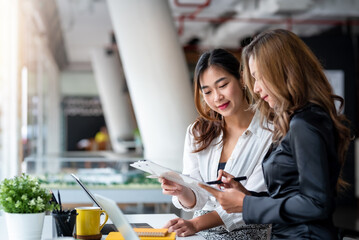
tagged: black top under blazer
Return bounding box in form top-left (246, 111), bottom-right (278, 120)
top-left (243, 104), bottom-right (340, 239)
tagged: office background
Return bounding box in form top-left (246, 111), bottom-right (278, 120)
top-left (0, 0), bottom-right (358, 234)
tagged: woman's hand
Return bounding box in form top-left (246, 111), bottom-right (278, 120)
top-left (199, 184), bottom-right (246, 213)
top-left (199, 170), bottom-right (251, 213)
top-left (159, 177), bottom-right (186, 196)
top-left (163, 218), bottom-right (197, 237)
top-left (159, 177), bottom-right (196, 208)
top-left (217, 170), bottom-right (251, 195)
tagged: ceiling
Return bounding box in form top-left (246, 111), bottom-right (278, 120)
top-left (54, 0), bottom-right (359, 70)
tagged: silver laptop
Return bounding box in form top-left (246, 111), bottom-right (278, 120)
top-left (71, 173), bottom-right (141, 239)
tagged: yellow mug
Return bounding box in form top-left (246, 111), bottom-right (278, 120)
top-left (75, 206), bottom-right (108, 236)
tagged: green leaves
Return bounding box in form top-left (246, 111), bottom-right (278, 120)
top-left (0, 173), bottom-right (57, 213)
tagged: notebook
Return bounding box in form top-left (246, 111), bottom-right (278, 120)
top-left (71, 174), bottom-right (164, 240)
top-left (106, 231), bottom-right (176, 240)
top-left (134, 228), bottom-right (168, 237)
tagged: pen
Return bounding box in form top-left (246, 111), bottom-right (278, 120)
top-left (50, 191), bottom-right (59, 214)
top-left (51, 191), bottom-right (58, 205)
top-left (58, 190), bottom-right (62, 212)
top-left (206, 176), bottom-right (247, 185)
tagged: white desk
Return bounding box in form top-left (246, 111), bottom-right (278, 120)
top-left (0, 214), bottom-right (205, 240)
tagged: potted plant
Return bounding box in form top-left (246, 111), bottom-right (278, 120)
top-left (0, 173), bottom-right (58, 240)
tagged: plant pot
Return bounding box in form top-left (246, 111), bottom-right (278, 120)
top-left (4, 212), bottom-right (45, 240)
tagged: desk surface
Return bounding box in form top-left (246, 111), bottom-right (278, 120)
top-left (0, 213), bottom-right (204, 240)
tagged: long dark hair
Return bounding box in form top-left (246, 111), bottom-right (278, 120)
top-left (242, 29), bottom-right (351, 191)
top-left (192, 48), bottom-right (249, 152)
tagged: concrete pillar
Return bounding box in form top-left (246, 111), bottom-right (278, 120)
top-left (91, 49), bottom-right (136, 153)
top-left (107, 0), bottom-right (196, 171)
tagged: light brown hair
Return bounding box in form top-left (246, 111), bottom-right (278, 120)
top-left (242, 29), bottom-right (351, 191)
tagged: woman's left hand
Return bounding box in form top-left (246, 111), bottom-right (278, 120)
top-left (199, 184), bottom-right (246, 213)
top-left (163, 218), bottom-right (197, 237)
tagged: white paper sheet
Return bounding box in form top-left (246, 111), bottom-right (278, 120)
top-left (130, 160), bottom-right (221, 196)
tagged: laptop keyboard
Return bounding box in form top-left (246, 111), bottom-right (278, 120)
top-left (101, 224), bottom-right (118, 234)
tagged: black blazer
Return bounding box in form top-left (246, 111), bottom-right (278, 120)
top-left (243, 104), bottom-right (340, 239)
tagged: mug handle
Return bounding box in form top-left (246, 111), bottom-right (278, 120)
top-left (99, 210), bottom-right (109, 231)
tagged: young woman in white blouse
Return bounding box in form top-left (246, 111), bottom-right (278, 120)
top-left (160, 49), bottom-right (273, 239)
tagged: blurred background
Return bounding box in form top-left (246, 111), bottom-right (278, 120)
top-left (0, 0), bottom-right (358, 233)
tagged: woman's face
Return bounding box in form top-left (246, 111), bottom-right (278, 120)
top-left (249, 56), bottom-right (277, 108)
top-left (199, 66), bottom-right (245, 118)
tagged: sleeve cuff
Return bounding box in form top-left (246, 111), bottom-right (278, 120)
top-left (216, 206), bottom-right (245, 231)
top-left (243, 195), bottom-right (252, 223)
top-left (171, 189), bottom-right (207, 211)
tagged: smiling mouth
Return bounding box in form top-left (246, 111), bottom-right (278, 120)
top-left (218, 102), bottom-right (229, 110)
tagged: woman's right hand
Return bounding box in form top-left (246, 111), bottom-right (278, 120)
top-left (159, 177), bottom-right (196, 208)
top-left (159, 177), bottom-right (186, 196)
top-left (217, 170), bottom-right (250, 195)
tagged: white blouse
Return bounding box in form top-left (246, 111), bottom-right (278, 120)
top-left (172, 110), bottom-right (273, 231)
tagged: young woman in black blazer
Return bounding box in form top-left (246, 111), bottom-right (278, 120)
top-left (200, 29), bottom-right (351, 239)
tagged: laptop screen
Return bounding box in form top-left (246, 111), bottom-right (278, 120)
top-left (71, 173), bottom-right (102, 208)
